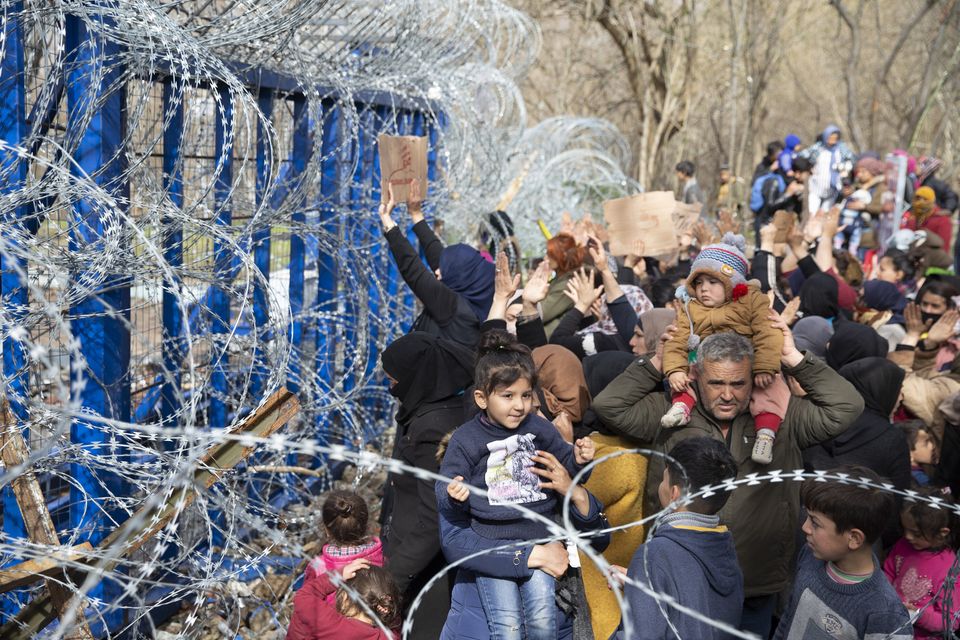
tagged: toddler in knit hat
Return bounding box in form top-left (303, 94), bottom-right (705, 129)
top-left (662, 233), bottom-right (785, 464)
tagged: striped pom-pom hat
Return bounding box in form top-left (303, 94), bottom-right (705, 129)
top-left (685, 232), bottom-right (750, 301)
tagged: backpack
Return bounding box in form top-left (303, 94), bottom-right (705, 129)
top-left (750, 173), bottom-right (785, 213)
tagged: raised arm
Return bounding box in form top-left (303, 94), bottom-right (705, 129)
top-left (381, 186), bottom-right (461, 325)
top-left (407, 178), bottom-right (444, 271)
top-left (773, 312), bottom-right (865, 448)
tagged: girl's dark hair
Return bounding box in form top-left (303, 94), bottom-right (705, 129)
top-left (647, 277), bottom-right (677, 308)
top-left (475, 330), bottom-right (537, 395)
top-left (903, 486), bottom-right (959, 550)
top-left (917, 277), bottom-right (960, 308)
top-left (322, 490), bottom-right (369, 545)
top-left (882, 249), bottom-right (914, 280)
top-left (336, 565), bottom-right (402, 629)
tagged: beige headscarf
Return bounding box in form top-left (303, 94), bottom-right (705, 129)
top-left (532, 345), bottom-right (591, 422)
top-left (638, 308), bottom-right (677, 354)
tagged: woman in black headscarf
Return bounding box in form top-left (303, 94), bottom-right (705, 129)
top-left (825, 320), bottom-right (889, 370)
top-left (380, 332), bottom-right (474, 639)
top-left (798, 272), bottom-right (841, 322)
top-left (803, 357), bottom-right (912, 499)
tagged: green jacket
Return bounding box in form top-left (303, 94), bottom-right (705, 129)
top-left (592, 352), bottom-right (863, 597)
top-left (541, 272), bottom-right (576, 338)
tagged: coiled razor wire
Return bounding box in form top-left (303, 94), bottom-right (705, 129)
top-left (2, 1), bottom-right (947, 639)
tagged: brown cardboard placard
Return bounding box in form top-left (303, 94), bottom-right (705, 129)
top-left (603, 191), bottom-right (678, 256)
top-left (673, 201), bottom-right (702, 235)
top-left (772, 210), bottom-right (796, 243)
top-left (377, 134), bottom-right (427, 203)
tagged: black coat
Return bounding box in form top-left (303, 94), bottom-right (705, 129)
top-left (381, 396), bottom-right (465, 638)
top-left (803, 358), bottom-right (911, 493)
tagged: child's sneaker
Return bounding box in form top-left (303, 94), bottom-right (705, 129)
top-left (660, 402), bottom-right (691, 428)
top-left (751, 432), bottom-right (775, 465)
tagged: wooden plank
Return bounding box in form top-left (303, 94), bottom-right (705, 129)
top-left (0, 543), bottom-right (93, 592)
top-left (0, 387), bottom-right (300, 639)
top-left (1, 401), bottom-right (94, 639)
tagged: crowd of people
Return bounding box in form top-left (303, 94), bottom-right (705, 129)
top-left (286, 126), bottom-right (960, 640)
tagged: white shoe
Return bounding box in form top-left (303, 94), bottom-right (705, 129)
top-left (660, 402), bottom-right (691, 429)
top-left (751, 432), bottom-right (775, 465)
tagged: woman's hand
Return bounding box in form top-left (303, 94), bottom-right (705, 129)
top-left (342, 558), bottom-right (372, 580)
top-left (587, 235), bottom-right (609, 273)
top-left (520, 262), bottom-right (551, 317)
top-left (527, 541), bottom-right (569, 578)
top-left (408, 178), bottom-right (425, 223)
top-left (903, 302), bottom-right (925, 338)
top-left (924, 309), bottom-right (960, 348)
top-left (493, 252), bottom-right (520, 302)
top-left (564, 268), bottom-right (604, 314)
top-left (781, 296), bottom-right (801, 326)
top-left (530, 449), bottom-right (591, 516)
top-left (552, 410), bottom-right (574, 444)
top-left (574, 436), bottom-right (595, 465)
top-left (378, 183), bottom-right (398, 231)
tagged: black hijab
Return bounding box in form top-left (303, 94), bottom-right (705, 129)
top-left (381, 332), bottom-right (474, 424)
top-left (798, 272), bottom-right (840, 320)
top-left (838, 357), bottom-right (904, 417)
top-left (825, 321), bottom-right (888, 370)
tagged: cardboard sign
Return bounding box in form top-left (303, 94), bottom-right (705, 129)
top-left (673, 201), bottom-right (702, 235)
top-left (603, 191), bottom-right (678, 257)
top-left (772, 210), bottom-right (796, 243)
top-left (377, 134), bottom-right (427, 203)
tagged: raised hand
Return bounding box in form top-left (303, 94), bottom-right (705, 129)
top-left (925, 309), bottom-right (960, 347)
top-left (564, 268), bottom-right (604, 314)
top-left (408, 178), bottom-right (424, 223)
top-left (493, 252), bottom-right (520, 302)
top-left (523, 262), bottom-right (551, 306)
top-left (378, 182), bottom-right (398, 230)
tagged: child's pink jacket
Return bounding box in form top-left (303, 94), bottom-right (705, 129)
top-left (883, 537), bottom-right (960, 639)
top-left (305, 537), bottom-right (385, 605)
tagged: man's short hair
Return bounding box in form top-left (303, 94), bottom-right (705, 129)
top-left (695, 333), bottom-right (754, 369)
top-left (675, 160), bottom-right (695, 177)
top-left (800, 465), bottom-right (896, 544)
top-left (792, 157), bottom-right (813, 173)
top-left (665, 437), bottom-right (738, 515)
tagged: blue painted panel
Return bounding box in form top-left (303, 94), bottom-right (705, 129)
top-left (286, 97), bottom-right (310, 394)
top-left (65, 10), bottom-right (131, 633)
top-left (209, 87), bottom-right (233, 431)
top-left (160, 78), bottom-right (184, 428)
top-left (314, 101), bottom-right (340, 441)
top-left (250, 90), bottom-right (273, 398)
top-left (0, 2), bottom-right (30, 621)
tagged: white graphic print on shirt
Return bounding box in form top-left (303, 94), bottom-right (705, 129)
top-left (484, 433), bottom-right (546, 505)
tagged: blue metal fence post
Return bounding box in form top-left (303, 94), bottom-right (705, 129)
top-left (0, 0), bottom-right (30, 620)
top-left (314, 102), bottom-right (340, 444)
top-left (160, 77), bottom-right (184, 430)
top-left (250, 89), bottom-right (273, 398)
top-left (65, 10), bottom-right (131, 633)
top-left (209, 86), bottom-right (233, 431)
top-left (286, 97), bottom-right (310, 395)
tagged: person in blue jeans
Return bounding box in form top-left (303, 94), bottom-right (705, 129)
top-left (438, 330), bottom-right (594, 640)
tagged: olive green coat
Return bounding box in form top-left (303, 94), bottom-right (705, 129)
top-left (592, 352), bottom-right (863, 598)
